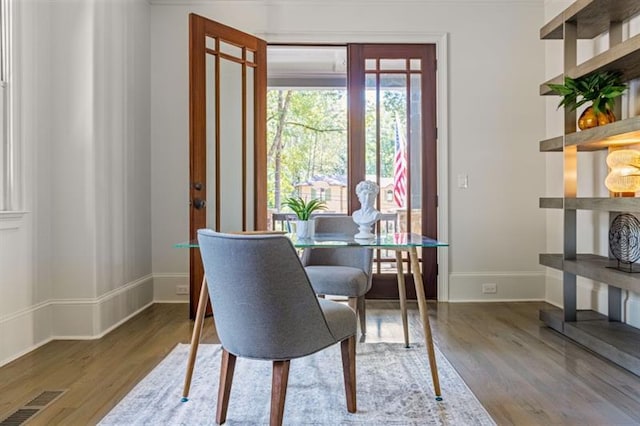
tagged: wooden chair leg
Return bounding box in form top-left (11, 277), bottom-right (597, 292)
top-left (271, 360), bottom-right (290, 426)
top-left (357, 296), bottom-right (366, 334)
top-left (216, 349), bottom-right (236, 425)
top-left (340, 335), bottom-right (357, 413)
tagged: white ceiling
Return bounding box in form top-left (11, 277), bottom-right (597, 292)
top-left (267, 45), bottom-right (347, 78)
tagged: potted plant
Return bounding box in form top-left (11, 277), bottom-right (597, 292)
top-left (281, 196), bottom-right (327, 238)
top-left (548, 71), bottom-right (627, 130)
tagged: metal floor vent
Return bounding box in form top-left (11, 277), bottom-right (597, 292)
top-left (0, 390), bottom-right (66, 426)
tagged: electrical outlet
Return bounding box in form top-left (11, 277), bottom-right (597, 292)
top-left (176, 285), bottom-right (189, 295)
top-left (482, 283), bottom-right (497, 294)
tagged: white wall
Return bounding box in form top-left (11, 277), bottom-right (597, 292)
top-left (150, 0), bottom-right (547, 302)
top-left (1, 0), bottom-right (552, 367)
top-left (543, 0), bottom-right (640, 327)
top-left (0, 0), bottom-right (152, 367)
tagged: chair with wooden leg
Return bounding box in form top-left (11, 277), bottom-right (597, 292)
top-left (301, 216), bottom-right (373, 334)
top-left (197, 229), bottom-right (357, 426)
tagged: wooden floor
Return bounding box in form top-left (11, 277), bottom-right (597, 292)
top-left (1, 301), bottom-right (639, 425)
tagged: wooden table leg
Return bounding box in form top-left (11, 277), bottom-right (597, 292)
top-left (409, 247), bottom-right (442, 399)
top-left (395, 250), bottom-right (410, 348)
top-left (182, 275), bottom-right (209, 401)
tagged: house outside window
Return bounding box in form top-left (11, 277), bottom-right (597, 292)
top-left (386, 189), bottom-right (393, 202)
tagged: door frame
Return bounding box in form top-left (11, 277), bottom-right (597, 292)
top-left (264, 32), bottom-right (450, 301)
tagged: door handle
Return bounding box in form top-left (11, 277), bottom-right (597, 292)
top-left (192, 198), bottom-right (206, 209)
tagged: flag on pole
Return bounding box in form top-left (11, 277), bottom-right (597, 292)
top-left (393, 118), bottom-right (407, 208)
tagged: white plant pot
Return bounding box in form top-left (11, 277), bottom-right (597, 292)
top-left (295, 219), bottom-right (314, 239)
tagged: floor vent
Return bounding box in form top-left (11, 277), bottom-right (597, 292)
top-left (0, 390), bottom-right (66, 426)
top-left (0, 409), bottom-right (39, 426)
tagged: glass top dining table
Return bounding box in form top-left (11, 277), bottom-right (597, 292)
top-left (177, 231), bottom-right (448, 402)
top-left (175, 232), bottom-right (448, 249)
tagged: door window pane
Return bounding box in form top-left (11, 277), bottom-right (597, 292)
top-left (220, 40), bottom-right (242, 59)
top-left (218, 58), bottom-right (243, 231)
top-left (379, 59), bottom-right (406, 71)
top-left (408, 73), bottom-right (423, 234)
top-left (205, 53), bottom-right (217, 228)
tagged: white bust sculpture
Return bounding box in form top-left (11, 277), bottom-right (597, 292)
top-left (352, 180), bottom-right (382, 239)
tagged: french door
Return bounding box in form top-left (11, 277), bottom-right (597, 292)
top-left (348, 44), bottom-right (438, 299)
top-left (188, 14), bottom-right (267, 318)
top-left (189, 22), bottom-right (439, 317)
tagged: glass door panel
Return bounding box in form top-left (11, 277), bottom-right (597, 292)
top-left (218, 58), bottom-right (244, 231)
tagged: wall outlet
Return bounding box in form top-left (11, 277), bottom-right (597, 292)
top-left (176, 284), bottom-right (189, 295)
top-left (482, 283), bottom-right (497, 294)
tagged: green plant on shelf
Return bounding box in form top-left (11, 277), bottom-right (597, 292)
top-left (548, 71), bottom-right (627, 130)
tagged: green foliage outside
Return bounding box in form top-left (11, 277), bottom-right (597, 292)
top-left (267, 88), bottom-right (407, 210)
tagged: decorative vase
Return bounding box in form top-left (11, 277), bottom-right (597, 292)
top-left (295, 219), bottom-right (314, 239)
top-left (578, 106), bottom-right (616, 130)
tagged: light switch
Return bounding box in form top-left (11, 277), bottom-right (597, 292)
top-left (457, 174), bottom-right (469, 189)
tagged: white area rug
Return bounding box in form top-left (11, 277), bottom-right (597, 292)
top-left (99, 343), bottom-right (495, 425)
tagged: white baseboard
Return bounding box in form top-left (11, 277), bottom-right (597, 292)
top-left (153, 273), bottom-right (189, 302)
top-left (0, 301), bottom-right (54, 367)
top-left (448, 271), bottom-right (545, 302)
top-left (0, 275), bottom-right (154, 367)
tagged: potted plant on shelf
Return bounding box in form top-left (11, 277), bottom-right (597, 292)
top-left (281, 196), bottom-right (327, 239)
top-left (548, 71), bottom-right (627, 130)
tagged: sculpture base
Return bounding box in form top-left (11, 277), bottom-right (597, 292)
top-left (354, 223), bottom-right (374, 240)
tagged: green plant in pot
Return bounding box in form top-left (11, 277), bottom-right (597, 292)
top-left (281, 196), bottom-right (327, 238)
top-left (548, 71), bottom-right (627, 130)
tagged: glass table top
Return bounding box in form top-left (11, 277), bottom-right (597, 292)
top-left (175, 232), bottom-right (448, 249)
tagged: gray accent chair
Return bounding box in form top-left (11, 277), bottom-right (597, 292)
top-left (301, 216), bottom-right (374, 334)
top-left (197, 229), bottom-right (357, 426)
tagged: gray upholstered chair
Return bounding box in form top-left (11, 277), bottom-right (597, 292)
top-left (197, 229), bottom-right (357, 426)
top-left (301, 216), bottom-right (374, 334)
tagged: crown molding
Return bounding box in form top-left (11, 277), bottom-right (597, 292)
top-left (150, 0), bottom-right (542, 6)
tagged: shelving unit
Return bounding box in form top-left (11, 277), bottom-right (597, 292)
top-left (539, 0), bottom-right (640, 376)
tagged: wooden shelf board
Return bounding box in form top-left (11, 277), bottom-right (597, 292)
top-left (540, 307), bottom-right (640, 376)
top-left (566, 115), bottom-right (640, 150)
top-left (541, 0), bottom-right (640, 40)
top-left (542, 116), bottom-right (640, 151)
top-left (539, 135), bottom-right (563, 152)
top-left (538, 197), bottom-right (640, 211)
top-left (564, 197), bottom-right (640, 212)
top-left (540, 75), bottom-right (564, 96)
top-left (540, 33), bottom-right (640, 96)
top-left (539, 197), bottom-right (563, 209)
top-left (540, 253), bottom-right (640, 294)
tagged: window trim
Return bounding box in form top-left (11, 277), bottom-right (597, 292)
top-left (0, 0), bottom-right (21, 214)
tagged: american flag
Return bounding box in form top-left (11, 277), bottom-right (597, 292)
top-left (393, 119), bottom-right (407, 208)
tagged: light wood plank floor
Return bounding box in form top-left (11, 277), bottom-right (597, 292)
top-left (1, 301), bottom-right (639, 425)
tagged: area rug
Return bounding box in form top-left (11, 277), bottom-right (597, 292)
top-left (99, 343), bottom-right (495, 425)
